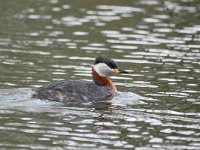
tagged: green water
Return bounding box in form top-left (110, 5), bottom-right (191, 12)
top-left (0, 0), bottom-right (200, 149)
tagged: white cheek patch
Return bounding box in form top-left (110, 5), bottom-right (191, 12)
top-left (93, 63), bottom-right (114, 77)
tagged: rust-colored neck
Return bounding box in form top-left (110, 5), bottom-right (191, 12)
top-left (92, 68), bottom-right (117, 93)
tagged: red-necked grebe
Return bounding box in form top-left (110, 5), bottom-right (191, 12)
top-left (32, 56), bottom-right (128, 102)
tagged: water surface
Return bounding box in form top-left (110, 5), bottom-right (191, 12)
top-left (0, 0), bottom-right (200, 149)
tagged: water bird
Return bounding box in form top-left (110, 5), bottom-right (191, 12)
top-left (32, 56), bottom-right (128, 102)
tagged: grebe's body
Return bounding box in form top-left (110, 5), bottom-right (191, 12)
top-left (33, 80), bottom-right (112, 102)
top-left (32, 56), bottom-right (128, 102)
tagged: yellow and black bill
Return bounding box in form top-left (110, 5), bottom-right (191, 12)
top-left (113, 68), bottom-right (129, 74)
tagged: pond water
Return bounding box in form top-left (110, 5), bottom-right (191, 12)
top-left (0, 0), bottom-right (200, 149)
